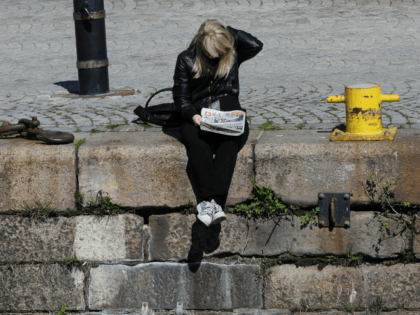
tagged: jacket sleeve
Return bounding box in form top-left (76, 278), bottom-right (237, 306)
top-left (173, 53), bottom-right (199, 122)
top-left (227, 26), bottom-right (263, 66)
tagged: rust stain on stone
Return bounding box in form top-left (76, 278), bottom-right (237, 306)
top-left (319, 227), bottom-right (345, 254)
top-left (396, 144), bottom-right (420, 204)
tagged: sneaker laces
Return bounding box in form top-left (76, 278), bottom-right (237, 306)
top-left (211, 199), bottom-right (222, 213)
top-left (200, 201), bottom-right (214, 216)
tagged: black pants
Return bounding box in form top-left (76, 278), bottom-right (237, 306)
top-left (181, 120), bottom-right (249, 207)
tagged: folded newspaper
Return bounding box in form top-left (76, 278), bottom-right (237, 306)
top-left (200, 108), bottom-right (246, 136)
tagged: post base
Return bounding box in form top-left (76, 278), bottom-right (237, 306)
top-left (330, 127), bottom-right (398, 141)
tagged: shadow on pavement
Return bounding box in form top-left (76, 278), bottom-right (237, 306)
top-left (54, 81), bottom-right (79, 94)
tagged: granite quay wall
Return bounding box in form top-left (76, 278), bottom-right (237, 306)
top-left (1, 129), bottom-right (420, 212)
top-left (1, 129), bottom-right (420, 314)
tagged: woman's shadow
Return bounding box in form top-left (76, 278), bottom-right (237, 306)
top-left (187, 220), bottom-right (221, 272)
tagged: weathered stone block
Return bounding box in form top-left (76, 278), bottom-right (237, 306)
top-left (74, 214), bottom-right (144, 261)
top-left (88, 263), bottom-right (262, 310)
top-left (265, 264), bottom-right (420, 309)
top-left (0, 138), bottom-right (76, 212)
top-left (0, 216), bottom-right (76, 262)
top-left (0, 264), bottom-right (85, 311)
top-left (148, 213), bottom-right (247, 261)
top-left (412, 221), bottom-right (420, 259)
top-left (255, 130), bottom-right (420, 206)
top-left (0, 214), bottom-right (143, 262)
top-left (78, 131), bottom-right (256, 208)
top-left (242, 212), bottom-right (408, 258)
top-left (148, 212), bottom-right (407, 261)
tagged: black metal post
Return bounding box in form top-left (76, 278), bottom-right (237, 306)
top-left (73, 0), bottom-right (109, 95)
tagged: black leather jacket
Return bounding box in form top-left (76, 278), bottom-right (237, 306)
top-left (173, 26), bottom-right (263, 122)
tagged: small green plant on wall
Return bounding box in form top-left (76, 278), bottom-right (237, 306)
top-left (327, 253), bottom-right (364, 267)
top-left (369, 296), bottom-right (390, 315)
top-left (57, 305), bottom-right (68, 315)
top-left (366, 171), bottom-right (418, 230)
top-left (365, 171), bottom-right (419, 263)
top-left (300, 207), bottom-right (319, 224)
top-left (235, 177), bottom-right (298, 218)
top-left (85, 191), bottom-right (123, 216)
top-left (74, 139), bottom-right (86, 150)
top-left (75, 191), bottom-right (83, 205)
top-left (64, 257), bottom-right (84, 267)
top-left (11, 200), bottom-right (61, 222)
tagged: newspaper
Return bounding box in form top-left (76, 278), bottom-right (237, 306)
top-left (200, 108), bottom-right (246, 136)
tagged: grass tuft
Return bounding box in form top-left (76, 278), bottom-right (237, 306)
top-left (259, 121), bottom-right (281, 131)
top-left (106, 123), bottom-right (128, 131)
top-left (75, 139), bottom-right (86, 150)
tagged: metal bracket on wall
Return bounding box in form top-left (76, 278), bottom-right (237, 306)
top-left (318, 193), bottom-right (351, 228)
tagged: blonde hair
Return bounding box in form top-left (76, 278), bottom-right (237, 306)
top-left (188, 19), bottom-right (235, 79)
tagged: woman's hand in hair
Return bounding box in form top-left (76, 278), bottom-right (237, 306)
top-left (192, 114), bottom-right (202, 126)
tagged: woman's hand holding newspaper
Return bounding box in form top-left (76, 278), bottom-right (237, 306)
top-left (192, 115), bottom-right (202, 126)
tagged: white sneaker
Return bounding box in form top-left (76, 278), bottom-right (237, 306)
top-left (197, 201), bottom-right (214, 227)
top-left (210, 199), bottom-right (226, 224)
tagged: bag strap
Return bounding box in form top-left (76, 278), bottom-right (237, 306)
top-left (145, 87), bottom-right (173, 108)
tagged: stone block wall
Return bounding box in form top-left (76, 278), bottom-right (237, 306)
top-left (1, 130), bottom-right (420, 314)
top-left (2, 211), bottom-right (420, 313)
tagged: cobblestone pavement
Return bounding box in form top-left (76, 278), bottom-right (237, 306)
top-left (1, 0), bottom-right (420, 131)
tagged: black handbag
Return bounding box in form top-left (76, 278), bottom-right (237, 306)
top-left (133, 88), bottom-right (182, 127)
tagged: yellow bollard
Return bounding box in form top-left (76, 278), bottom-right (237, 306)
top-left (327, 83), bottom-right (400, 141)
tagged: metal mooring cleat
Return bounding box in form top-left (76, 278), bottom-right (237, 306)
top-left (327, 83), bottom-right (399, 141)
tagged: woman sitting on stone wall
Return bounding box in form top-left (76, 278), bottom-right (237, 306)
top-left (173, 19), bottom-right (263, 226)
